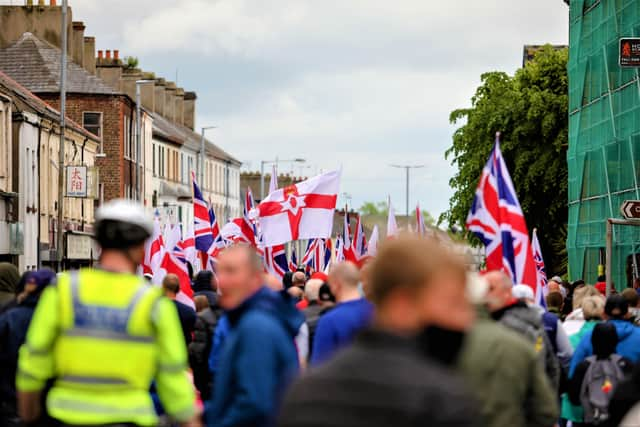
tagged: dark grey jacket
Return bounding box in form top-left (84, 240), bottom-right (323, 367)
top-left (278, 329), bottom-right (481, 427)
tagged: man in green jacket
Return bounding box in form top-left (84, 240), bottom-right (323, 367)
top-left (458, 274), bottom-right (558, 427)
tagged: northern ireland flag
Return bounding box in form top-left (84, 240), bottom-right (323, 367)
top-left (257, 170), bottom-right (340, 246)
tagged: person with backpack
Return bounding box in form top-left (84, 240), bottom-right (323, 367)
top-left (568, 322), bottom-right (633, 426)
top-left (570, 295), bottom-right (640, 375)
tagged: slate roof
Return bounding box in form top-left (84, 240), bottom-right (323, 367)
top-left (152, 112), bottom-right (241, 166)
top-left (0, 69), bottom-right (100, 142)
top-left (0, 32), bottom-right (118, 95)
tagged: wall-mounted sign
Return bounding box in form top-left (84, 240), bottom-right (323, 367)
top-left (66, 233), bottom-right (93, 260)
top-left (620, 38), bottom-right (640, 67)
top-left (66, 166), bottom-right (87, 198)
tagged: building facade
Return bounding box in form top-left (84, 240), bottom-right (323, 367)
top-left (0, 70), bottom-right (99, 271)
top-left (566, 0), bottom-right (640, 288)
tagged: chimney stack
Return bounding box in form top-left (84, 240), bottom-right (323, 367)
top-left (71, 21), bottom-right (85, 67)
top-left (184, 92), bottom-right (197, 130)
top-left (105, 50), bottom-right (111, 59)
top-left (83, 36), bottom-right (96, 74)
top-left (114, 50), bottom-right (119, 60)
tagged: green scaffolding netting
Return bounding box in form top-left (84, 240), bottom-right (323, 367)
top-left (568, 0), bottom-right (640, 289)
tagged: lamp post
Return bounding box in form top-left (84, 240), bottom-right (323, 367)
top-left (260, 158), bottom-right (305, 200)
top-left (135, 79), bottom-right (154, 202)
top-left (56, 0), bottom-right (68, 269)
top-left (390, 164), bottom-right (425, 218)
top-left (199, 126), bottom-right (217, 187)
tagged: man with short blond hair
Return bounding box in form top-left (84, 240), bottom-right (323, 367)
top-left (279, 235), bottom-right (480, 427)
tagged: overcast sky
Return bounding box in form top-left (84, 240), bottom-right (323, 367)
top-left (70, 0), bottom-right (568, 218)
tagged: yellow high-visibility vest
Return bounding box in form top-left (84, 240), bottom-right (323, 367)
top-left (17, 269), bottom-right (195, 426)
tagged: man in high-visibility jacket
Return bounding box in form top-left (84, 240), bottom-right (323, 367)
top-left (16, 199), bottom-right (200, 427)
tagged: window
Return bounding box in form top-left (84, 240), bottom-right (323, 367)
top-left (152, 144), bottom-right (156, 176)
top-left (83, 112), bottom-right (102, 152)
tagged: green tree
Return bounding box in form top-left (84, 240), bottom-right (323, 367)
top-left (443, 45), bottom-right (568, 275)
top-left (359, 201), bottom-right (389, 216)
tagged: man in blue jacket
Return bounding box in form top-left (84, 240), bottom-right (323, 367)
top-left (570, 295), bottom-right (640, 376)
top-left (207, 244), bottom-right (304, 427)
top-left (311, 261), bottom-right (373, 365)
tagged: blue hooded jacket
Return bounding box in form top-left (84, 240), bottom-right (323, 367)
top-left (207, 287), bottom-right (304, 427)
top-left (569, 319), bottom-right (640, 376)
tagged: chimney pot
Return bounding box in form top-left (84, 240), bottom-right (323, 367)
top-left (105, 50), bottom-right (111, 59)
top-left (26, 0), bottom-right (34, 6)
top-left (114, 50), bottom-right (119, 60)
top-left (50, 0), bottom-right (57, 5)
top-left (97, 50), bottom-right (103, 59)
top-left (38, 0), bottom-right (44, 5)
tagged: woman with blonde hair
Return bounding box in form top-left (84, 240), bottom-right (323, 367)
top-left (560, 295), bottom-right (606, 424)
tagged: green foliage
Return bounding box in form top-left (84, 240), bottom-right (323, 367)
top-left (443, 45), bottom-right (569, 275)
top-left (359, 201), bottom-right (389, 216)
top-left (123, 56), bottom-right (139, 70)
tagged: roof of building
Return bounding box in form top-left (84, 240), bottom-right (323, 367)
top-left (0, 32), bottom-right (118, 95)
top-left (0, 69), bottom-right (100, 142)
top-left (151, 112), bottom-right (241, 166)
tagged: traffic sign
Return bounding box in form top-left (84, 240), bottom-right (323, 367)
top-left (621, 200), bottom-right (640, 219)
top-left (620, 38), bottom-right (640, 67)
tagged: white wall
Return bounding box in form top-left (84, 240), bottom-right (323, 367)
top-left (17, 112), bottom-right (39, 271)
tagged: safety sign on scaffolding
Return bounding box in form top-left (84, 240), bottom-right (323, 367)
top-left (66, 165), bottom-right (87, 198)
top-left (621, 200), bottom-right (640, 219)
top-left (620, 38), bottom-right (640, 67)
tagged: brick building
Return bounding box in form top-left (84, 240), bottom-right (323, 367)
top-left (0, 32), bottom-right (139, 202)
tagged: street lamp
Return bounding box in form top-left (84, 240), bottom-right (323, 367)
top-left (135, 79), bottom-right (155, 202)
top-left (260, 158), bottom-right (305, 200)
top-left (390, 164), bottom-right (425, 218)
top-left (200, 126), bottom-right (217, 187)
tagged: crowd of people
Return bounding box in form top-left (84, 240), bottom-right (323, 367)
top-left (5, 199), bottom-right (640, 426)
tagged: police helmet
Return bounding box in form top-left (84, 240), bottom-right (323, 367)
top-left (94, 199), bottom-right (153, 250)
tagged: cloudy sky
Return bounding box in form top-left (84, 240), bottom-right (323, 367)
top-left (71, 0), bottom-right (568, 218)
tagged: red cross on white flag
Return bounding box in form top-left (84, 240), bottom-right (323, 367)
top-left (257, 170), bottom-right (340, 246)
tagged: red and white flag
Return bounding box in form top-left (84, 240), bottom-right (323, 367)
top-left (257, 170), bottom-right (340, 246)
top-left (416, 203), bottom-right (426, 235)
top-left (367, 225), bottom-right (379, 256)
top-left (387, 197), bottom-right (398, 237)
top-left (143, 212), bottom-right (164, 276)
top-left (269, 164), bottom-right (278, 195)
top-left (157, 251), bottom-right (194, 309)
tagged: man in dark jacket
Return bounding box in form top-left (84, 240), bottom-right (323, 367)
top-left (207, 244), bottom-right (304, 427)
top-left (486, 272), bottom-right (561, 390)
top-left (162, 274), bottom-right (196, 346)
top-left (0, 268), bottom-right (55, 424)
top-left (193, 270), bottom-right (219, 310)
top-left (278, 236), bottom-right (480, 427)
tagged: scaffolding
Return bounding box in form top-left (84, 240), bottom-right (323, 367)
top-left (568, 0), bottom-right (640, 289)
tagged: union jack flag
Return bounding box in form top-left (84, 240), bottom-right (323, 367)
top-left (341, 208), bottom-right (357, 262)
top-left (531, 228), bottom-right (548, 307)
top-left (192, 171), bottom-right (214, 253)
top-left (289, 247), bottom-right (298, 272)
top-left (352, 214), bottom-right (367, 260)
top-left (302, 238), bottom-right (332, 272)
top-left (264, 244), bottom-right (289, 279)
top-left (466, 133), bottom-right (537, 290)
top-left (206, 203), bottom-right (226, 259)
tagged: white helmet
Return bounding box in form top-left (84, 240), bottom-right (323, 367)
top-left (94, 199), bottom-right (153, 249)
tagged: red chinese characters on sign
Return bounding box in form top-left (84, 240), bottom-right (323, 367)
top-left (66, 166), bottom-right (87, 197)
